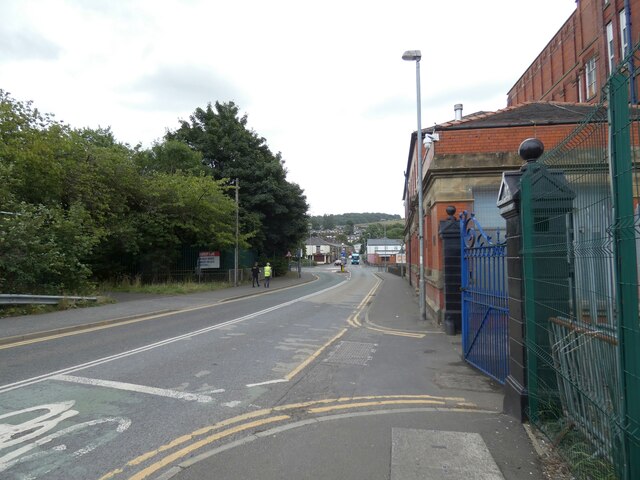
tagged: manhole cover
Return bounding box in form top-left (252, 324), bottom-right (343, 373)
top-left (324, 341), bottom-right (377, 366)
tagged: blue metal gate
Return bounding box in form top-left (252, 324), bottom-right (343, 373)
top-left (460, 211), bottom-right (509, 384)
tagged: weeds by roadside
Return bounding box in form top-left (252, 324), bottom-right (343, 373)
top-left (99, 277), bottom-right (237, 295)
top-left (0, 278), bottom-right (241, 318)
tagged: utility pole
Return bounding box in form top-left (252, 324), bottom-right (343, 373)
top-left (383, 221), bottom-right (388, 272)
top-left (234, 178), bottom-right (239, 287)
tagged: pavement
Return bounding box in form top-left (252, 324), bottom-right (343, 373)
top-left (0, 268), bottom-right (547, 479)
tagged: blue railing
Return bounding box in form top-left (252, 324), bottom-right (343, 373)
top-left (460, 211), bottom-right (509, 384)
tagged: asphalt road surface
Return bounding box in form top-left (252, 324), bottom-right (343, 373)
top-left (0, 265), bottom-right (544, 480)
top-left (0, 267), bottom-right (364, 478)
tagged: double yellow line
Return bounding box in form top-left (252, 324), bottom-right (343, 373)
top-left (100, 394), bottom-right (477, 480)
top-left (347, 277), bottom-right (382, 328)
top-left (346, 278), bottom-right (425, 338)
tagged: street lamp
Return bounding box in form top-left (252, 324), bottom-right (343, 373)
top-left (403, 49), bottom-right (426, 321)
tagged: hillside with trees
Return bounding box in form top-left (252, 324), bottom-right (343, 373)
top-left (309, 212), bottom-right (401, 230)
top-left (0, 91), bottom-right (308, 295)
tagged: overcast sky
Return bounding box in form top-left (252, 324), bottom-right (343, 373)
top-left (1, 0), bottom-right (577, 217)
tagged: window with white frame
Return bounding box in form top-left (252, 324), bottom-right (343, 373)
top-left (586, 58), bottom-right (597, 99)
top-left (620, 9), bottom-right (629, 59)
top-left (606, 22), bottom-right (615, 74)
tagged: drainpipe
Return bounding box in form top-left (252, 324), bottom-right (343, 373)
top-left (625, 0), bottom-right (636, 103)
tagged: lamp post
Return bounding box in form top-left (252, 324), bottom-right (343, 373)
top-left (383, 222), bottom-right (387, 272)
top-left (403, 49), bottom-right (426, 321)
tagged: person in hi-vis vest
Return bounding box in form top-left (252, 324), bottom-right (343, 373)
top-left (263, 262), bottom-right (272, 288)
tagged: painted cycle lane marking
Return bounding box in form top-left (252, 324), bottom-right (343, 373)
top-left (0, 400), bottom-right (130, 477)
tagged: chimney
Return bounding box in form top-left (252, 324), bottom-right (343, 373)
top-left (454, 103), bottom-right (463, 121)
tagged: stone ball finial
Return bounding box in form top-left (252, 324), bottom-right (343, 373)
top-left (446, 205), bottom-right (456, 219)
top-left (518, 138), bottom-right (544, 163)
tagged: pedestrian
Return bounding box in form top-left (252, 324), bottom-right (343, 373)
top-left (251, 262), bottom-right (260, 287)
top-left (263, 262), bottom-right (272, 288)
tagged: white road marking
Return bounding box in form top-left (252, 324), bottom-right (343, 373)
top-left (52, 375), bottom-right (214, 403)
top-left (200, 388), bottom-right (225, 394)
top-left (0, 279), bottom-right (347, 395)
top-left (245, 379), bottom-right (287, 388)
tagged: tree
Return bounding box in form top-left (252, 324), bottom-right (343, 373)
top-left (361, 222), bottom-right (404, 241)
top-left (0, 203), bottom-right (98, 294)
top-left (136, 139), bottom-right (205, 175)
top-left (0, 91), bottom-right (275, 289)
top-left (309, 212), bottom-right (402, 226)
top-left (322, 214), bottom-right (336, 230)
top-left (310, 217), bottom-right (322, 230)
top-left (345, 220), bottom-right (355, 235)
top-left (335, 233), bottom-right (348, 244)
top-left (166, 101), bottom-right (309, 256)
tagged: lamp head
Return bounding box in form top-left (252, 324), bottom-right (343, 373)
top-left (402, 50), bottom-right (421, 61)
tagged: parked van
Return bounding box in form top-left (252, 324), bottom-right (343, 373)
top-left (351, 253), bottom-right (360, 265)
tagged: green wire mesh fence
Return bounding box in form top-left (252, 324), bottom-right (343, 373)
top-left (521, 46), bottom-right (640, 479)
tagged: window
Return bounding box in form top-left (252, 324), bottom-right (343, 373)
top-left (620, 9), bottom-right (629, 59)
top-left (606, 22), bottom-right (615, 74)
top-left (586, 58), bottom-right (597, 99)
top-left (471, 187), bottom-right (505, 232)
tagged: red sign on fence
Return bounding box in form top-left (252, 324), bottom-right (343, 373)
top-left (198, 251), bottom-right (220, 269)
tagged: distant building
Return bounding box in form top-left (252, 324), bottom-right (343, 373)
top-left (366, 238), bottom-right (403, 265)
top-left (304, 236), bottom-right (340, 264)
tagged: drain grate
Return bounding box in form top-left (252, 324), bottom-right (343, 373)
top-left (324, 341), bottom-right (377, 366)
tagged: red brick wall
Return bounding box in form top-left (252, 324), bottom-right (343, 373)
top-left (435, 125), bottom-right (578, 155)
top-left (508, 1), bottom-right (640, 107)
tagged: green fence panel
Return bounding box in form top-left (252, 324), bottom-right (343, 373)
top-left (521, 47), bottom-right (640, 479)
top-left (610, 71), bottom-right (640, 480)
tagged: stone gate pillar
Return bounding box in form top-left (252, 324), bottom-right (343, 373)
top-left (496, 139), bottom-right (539, 421)
top-left (439, 206), bottom-right (461, 335)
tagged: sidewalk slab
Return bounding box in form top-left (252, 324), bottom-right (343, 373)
top-left (391, 428), bottom-right (504, 479)
top-left (365, 271), bottom-right (435, 333)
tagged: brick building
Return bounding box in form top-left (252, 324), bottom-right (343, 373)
top-left (403, 103), bottom-right (594, 324)
top-left (508, 0), bottom-right (640, 106)
top-left (404, 0), bottom-right (640, 324)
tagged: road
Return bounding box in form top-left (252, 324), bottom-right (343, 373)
top-left (0, 265), bottom-right (544, 480)
top-left (0, 267), bottom-right (358, 478)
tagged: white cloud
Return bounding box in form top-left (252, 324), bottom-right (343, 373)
top-left (0, 0), bottom-right (578, 216)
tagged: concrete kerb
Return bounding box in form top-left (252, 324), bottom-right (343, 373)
top-left (0, 274), bottom-right (317, 346)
